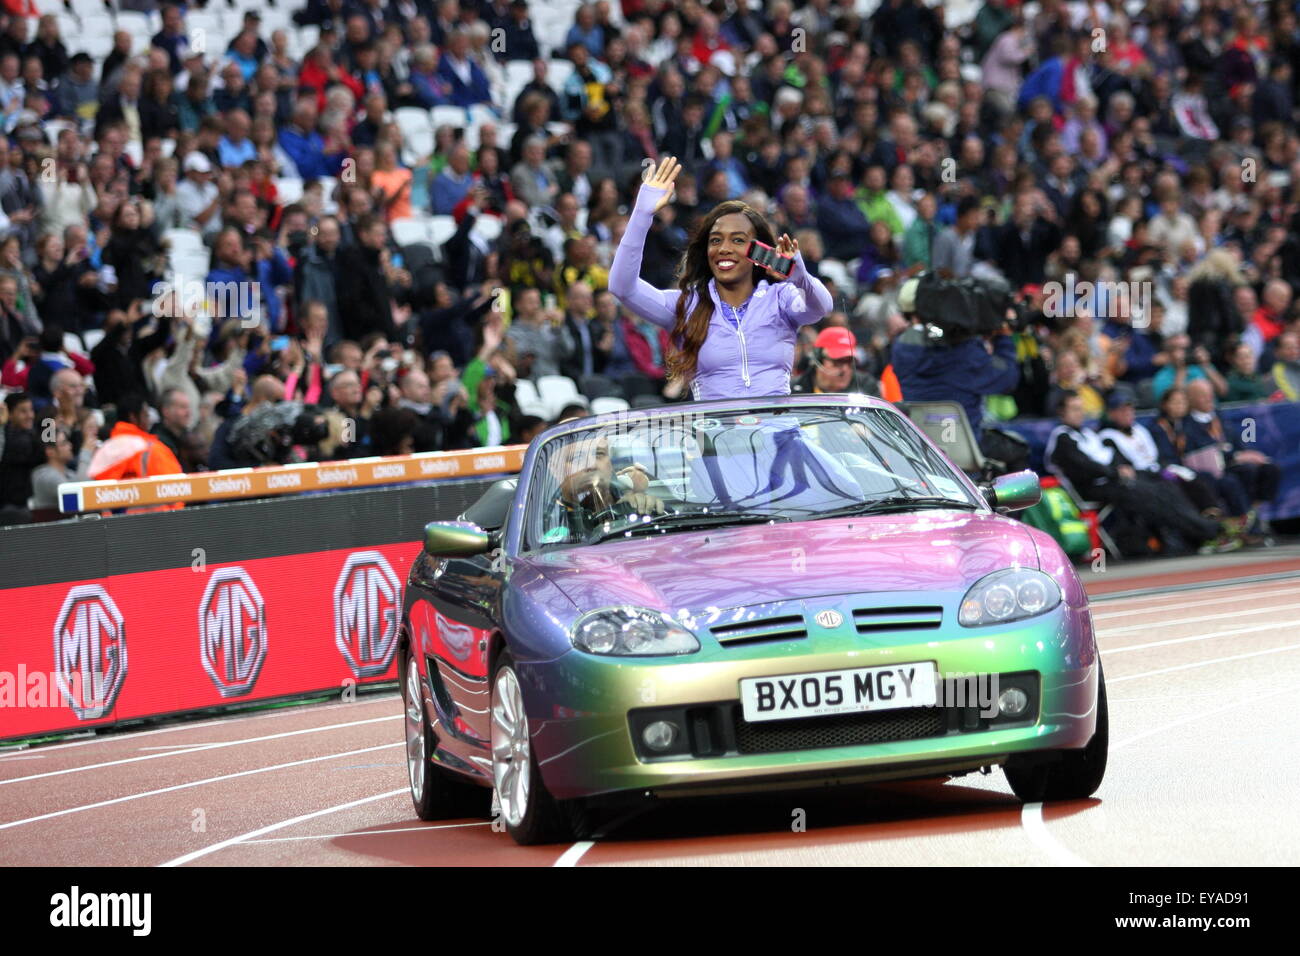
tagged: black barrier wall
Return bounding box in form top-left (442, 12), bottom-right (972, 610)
top-left (0, 476), bottom-right (501, 588)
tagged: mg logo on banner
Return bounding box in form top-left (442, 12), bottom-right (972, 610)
top-left (198, 567), bottom-right (267, 697)
top-left (52, 585), bottom-right (128, 720)
top-left (334, 551), bottom-right (401, 678)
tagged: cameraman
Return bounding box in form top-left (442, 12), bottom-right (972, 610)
top-left (890, 284), bottom-right (1020, 447)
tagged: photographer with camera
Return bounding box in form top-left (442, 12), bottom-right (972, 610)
top-left (890, 273), bottom-right (1021, 456)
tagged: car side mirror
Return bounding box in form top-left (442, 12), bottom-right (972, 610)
top-left (983, 470), bottom-right (1042, 513)
top-left (423, 521), bottom-right (492, 557)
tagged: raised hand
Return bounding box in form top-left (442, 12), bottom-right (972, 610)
top-left (643, 156), bottom-right (681, 212)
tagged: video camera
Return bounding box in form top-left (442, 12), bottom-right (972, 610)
top-left (912, 273), bottom-right (1037, 340)
top-left (227, 401), bottom-right (330, 466)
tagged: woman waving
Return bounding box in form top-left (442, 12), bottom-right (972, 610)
top-left (609, 156), bottom-right (833, 400)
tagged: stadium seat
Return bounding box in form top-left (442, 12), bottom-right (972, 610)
top-left (317, 176), bottom-right (340, 213)
top-left (115, 11), bottom-right (155, 42)
top-left (395, 108), bottom-right (434, 164)
top-left (471, 215), bottom-right (502, 242)
top-left (163, 229), bottom-right (205, 255)
top-left (391, 217), bottom-right (431, 247)
top-left (537, 375), bottom-right (581, 418)
top-left (429, 215), bottom-right (458, 249)
top-left (512, 378), bottom-right (550, 418)
top-left (81, 328), bottom-right (105, 352)
top-left (432, 105), bottom-right (467, 131)
top-left (579, 374), bottom-right (620, 399)
top-left (591, 396), bottom-right (630, 415)
top-left (545, 60), bottom-right (572, 93)
top-left (275, 177), bottom-right (304, 205)
top-left (817, 258), bottom-right (854, 295)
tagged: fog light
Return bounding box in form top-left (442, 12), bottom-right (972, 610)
top-left (998, 687), bottom-right (1029, 717)
top-left (642, 720), bottom-right (678, 751)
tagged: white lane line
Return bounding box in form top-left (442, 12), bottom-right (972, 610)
top-left (0, 755), bottom-right (46, 760)
top-left (159, 788), bottom-right (409, 867)
top-left (1097, 602), bottom-right (1300, 635)
top-left (242, 821), bottom-right (491, 844)
top-left (139, 744), bottom-right (224, 751)
top-left (0, 742), bottom-right (401, 832)
top-left (1104, 621), bottom-right (1294, 655)
top-left (1021, 803), bottom-right (1093, 867)
top-left (553, 806), bottom-right (651, 867)
top-left (1107, 642), bottom-right (1300, 684)
top-left (0, 693), bottom-right (400, 756)
top-left (1112, 683), bottom-right (1300, 752)
top-left (0, 714), bottom-right (400, 786)
top-left (554, 841), bottom-right (594, 867)
top-left (1090, 584), bottom-right (1282, 621)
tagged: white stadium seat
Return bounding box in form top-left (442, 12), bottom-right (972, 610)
top-left (537, 375), bottom-right (581, 419)
top-left (511, 379), bottom-right (549, 419)
top-left (471, 215), bottom-right (502, 243)
top-left (429, 215), bottom-right (458, 249)
top-left (432, 105), bottom-right (467, 131)
top-left (391, 217), bottom-right (431, 247)
top-left (81, 328), bottom-right (105, 352)
top-left (163, 229), bottom-right (204, 255)
top-left (275, 177), bottom-right (304, 205)
top-left (591, 396), bottom-right (630, 415)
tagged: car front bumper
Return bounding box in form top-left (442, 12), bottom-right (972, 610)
top-left (518, 603), bottom-right (1099, 800)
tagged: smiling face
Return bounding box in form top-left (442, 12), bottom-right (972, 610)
top-left (707, 212), bottom-right (757, 285)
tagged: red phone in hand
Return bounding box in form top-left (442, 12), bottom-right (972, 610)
top-left (745, 239), bottom-right (795, 277)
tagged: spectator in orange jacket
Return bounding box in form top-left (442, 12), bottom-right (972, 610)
top-left (88, 392), bottom-right (185, 510)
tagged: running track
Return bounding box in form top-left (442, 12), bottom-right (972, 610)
top-left (2, 563), bottom-right (1298, 867)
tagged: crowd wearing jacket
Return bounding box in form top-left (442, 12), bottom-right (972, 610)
top-left (0, 0), bottom-right (1299, 532)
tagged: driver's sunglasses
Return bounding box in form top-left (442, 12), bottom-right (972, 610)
top-left (825, 356), bottom-right (854, 368)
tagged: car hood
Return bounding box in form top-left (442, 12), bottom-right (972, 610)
top-left (519, 512), bottom-right (1040, 615)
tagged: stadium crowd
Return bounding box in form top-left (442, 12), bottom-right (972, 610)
top-left (0, 0), bottom-right (1298, 553)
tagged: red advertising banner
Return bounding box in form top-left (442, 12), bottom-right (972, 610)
top-left (0, 542), bottom-right (421, 741)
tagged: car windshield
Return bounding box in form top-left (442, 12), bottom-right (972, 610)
top-left (523, 405), bottom-right (984, 552)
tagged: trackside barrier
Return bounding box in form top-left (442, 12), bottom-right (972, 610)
top-left (0, 462), bottom-right (527, 742)
top-left (57, 445), bottom-right (528, 513)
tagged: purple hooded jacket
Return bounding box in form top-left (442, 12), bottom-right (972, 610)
top-left (608, 183), bottom-right (834, 400)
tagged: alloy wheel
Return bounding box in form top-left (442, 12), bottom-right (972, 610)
top-left (491, 667), bottom-right (531, 828)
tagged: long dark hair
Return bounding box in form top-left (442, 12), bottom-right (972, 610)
top-left (667, 200), bottom-right (776, 384)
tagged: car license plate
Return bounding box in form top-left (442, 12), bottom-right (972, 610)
top-left (740, 662), bottom-right (938, 723)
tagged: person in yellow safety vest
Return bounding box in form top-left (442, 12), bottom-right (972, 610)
top-left (88, 392), bottom-right (185, 511)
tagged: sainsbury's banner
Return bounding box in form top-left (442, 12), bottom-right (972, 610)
top-left (59, 445), bottom-right (526, 512)
top-left (0, 542), bottom-right (420, 741)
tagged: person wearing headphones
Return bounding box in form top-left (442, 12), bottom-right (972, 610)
top-left (791, 327), bottom-right (881, 396)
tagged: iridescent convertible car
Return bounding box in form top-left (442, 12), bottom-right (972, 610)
top-left (400, 394), bottom-right (1107, 844)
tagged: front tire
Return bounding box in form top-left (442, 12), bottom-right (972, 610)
top-left (1005, 663), bottom-right (1109, 802)
top-left (491, 651), bottom-right (592, 845)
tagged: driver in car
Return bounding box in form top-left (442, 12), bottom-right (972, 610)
top-left (544, 434), bottom-right (666, 541)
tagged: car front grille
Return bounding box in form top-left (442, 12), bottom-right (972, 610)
top-left (733, 705), bottom-right (945, 755)
top-left (852, 606), bottom-right (943, 633)
top-left (711, 613), bottom-right (808, 646)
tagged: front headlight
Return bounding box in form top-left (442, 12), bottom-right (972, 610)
top-left (571, 606), bottom-right (700, 656)
top-left (958, 568), bottom-right (1061, 627)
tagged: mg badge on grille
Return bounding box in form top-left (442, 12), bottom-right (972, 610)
top-left (814, 609), bottom-right (843, 628)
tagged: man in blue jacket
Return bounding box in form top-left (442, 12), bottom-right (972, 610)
top-left (891, 308), bottom-right (1020, 442)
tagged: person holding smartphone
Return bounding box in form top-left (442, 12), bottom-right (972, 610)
top-left (608, 156), bottom-right (833, 400)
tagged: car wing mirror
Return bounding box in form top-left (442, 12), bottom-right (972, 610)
top-left (423, 521), bottom-right (492, 557)
top-left (983, 470), bottom-right (1041, 513)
